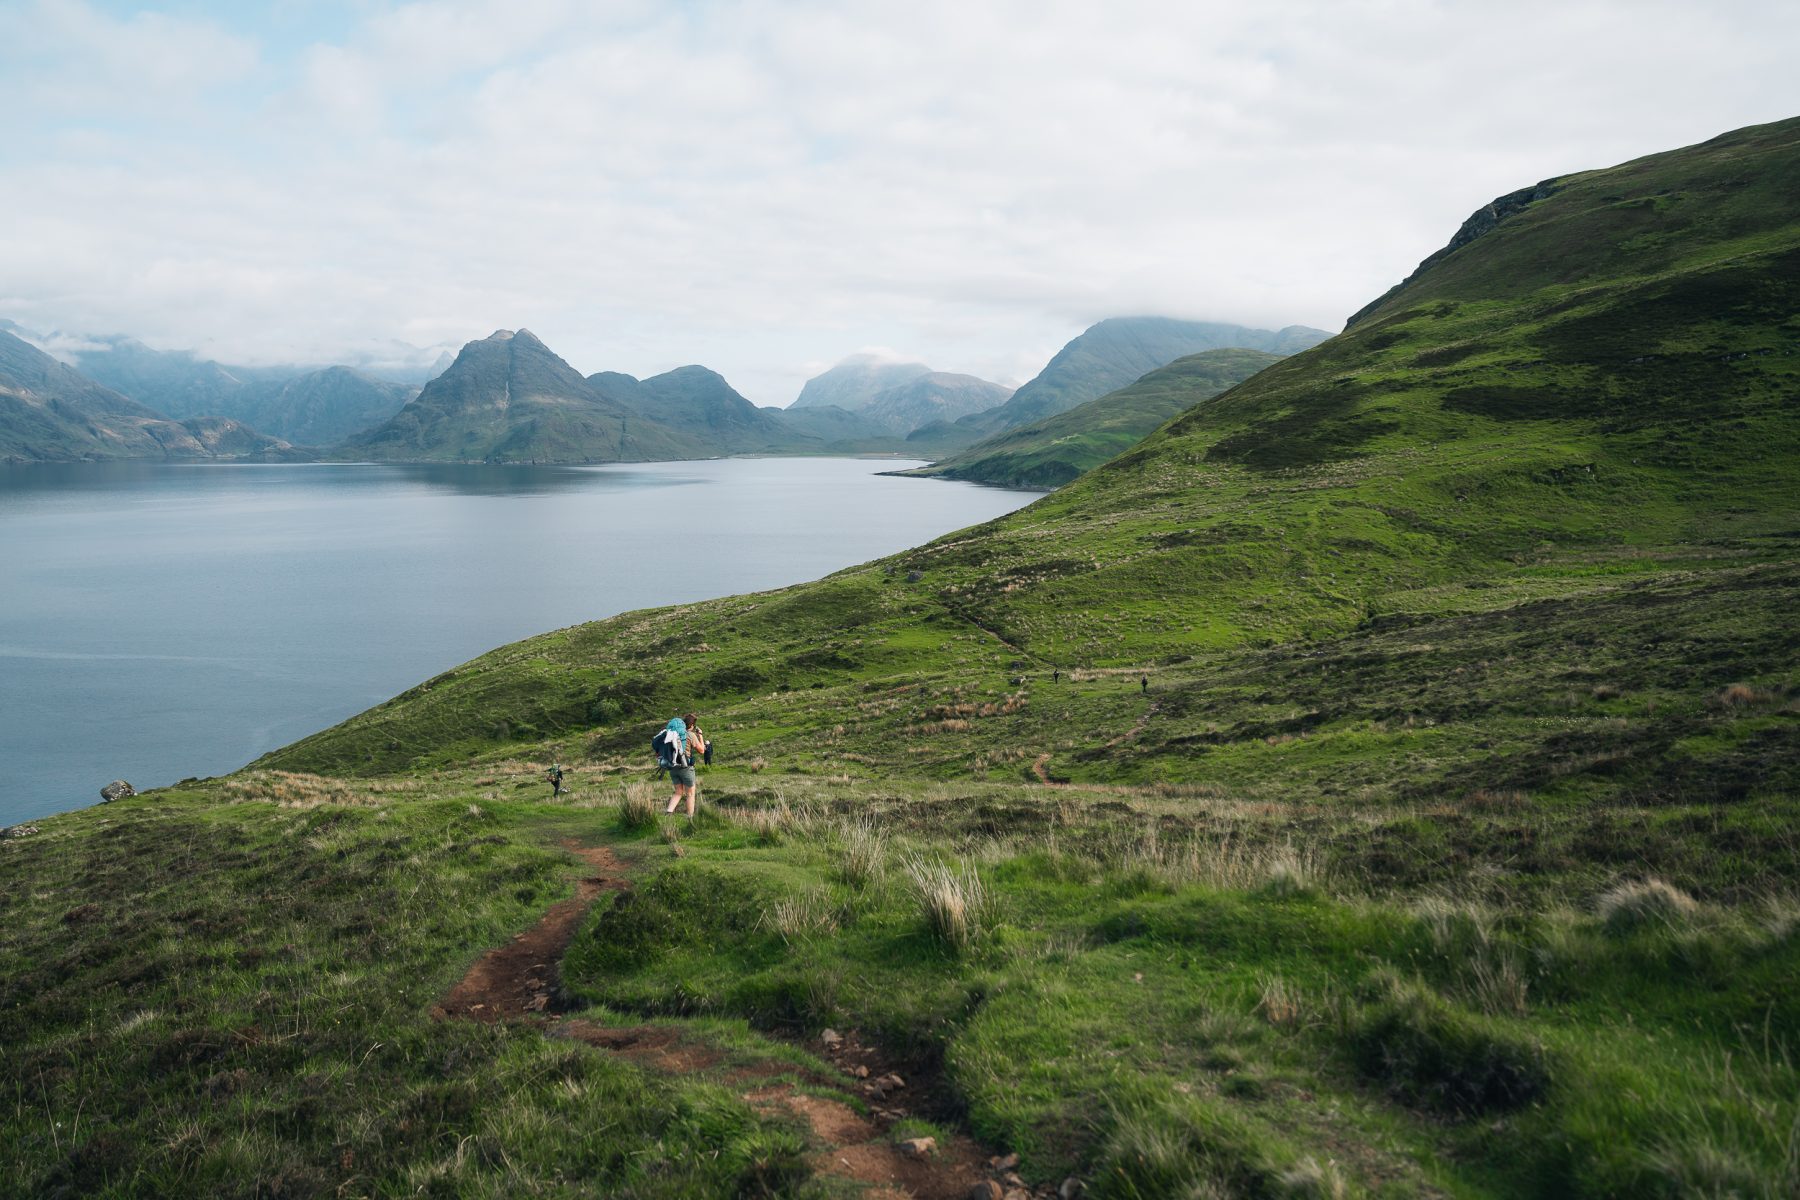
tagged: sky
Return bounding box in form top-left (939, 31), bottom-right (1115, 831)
top-left (2, 1), bottom-right (1796, 404)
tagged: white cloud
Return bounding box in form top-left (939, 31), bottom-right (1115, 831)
top-left (3, 0), bottom-right (1797, 401)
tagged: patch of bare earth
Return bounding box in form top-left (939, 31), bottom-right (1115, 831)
top-left (436, 839), bottom-right (1050, 1198)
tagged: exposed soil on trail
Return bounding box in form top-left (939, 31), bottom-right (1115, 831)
top-left (432, 842), bottom-right (626, 1022)
top-left (436, 837), bottom-right (1054, 1199)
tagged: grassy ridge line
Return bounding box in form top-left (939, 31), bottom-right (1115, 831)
top-left (900, 347), bottom-right (1283, 489)
top-left (261, 118), bottom-right (1800, 781)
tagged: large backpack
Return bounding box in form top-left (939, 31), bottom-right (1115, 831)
top-left (650, 726), bottom-right (688, 769)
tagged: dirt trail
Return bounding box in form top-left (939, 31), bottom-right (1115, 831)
top-left (436, 837), bottom-right (1037, 1199)
top-left (1033, 701), bottom-right (1159, 785)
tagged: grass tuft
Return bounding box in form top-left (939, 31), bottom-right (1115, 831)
top-left (835, 817), bottom-right (886, 889)
top-left (615, 783), bottom-right (660, 831)
top-left (902, 855), bottom-right (992, 954)
top-left (1597, 878), bottom-right (1699, 937)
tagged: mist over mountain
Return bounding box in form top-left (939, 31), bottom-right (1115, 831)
top-left (0, 328), bottom-right (289, 462)
top-left (858, 372), bottom-right (1014, 435)
top-left (961, 316), bottom-right (1332, 435)
top-left (341, 329), bottom-right (697, 463)
top-left (790, 353), bottom-right (934, 410)
top-left (241, 368), bottom-right (419, 447)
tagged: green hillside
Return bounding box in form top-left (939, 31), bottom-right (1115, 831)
top-left (902, 347), bottom-right (1282, 488)
top-left (9, 119), bottom-right (1800, 1198)
top-left (341, 329), bottom-right (699, 463)
top-left (270, 115), bottom-right (1800, 776)
top-left (960, 315), bottom-right (1330, 436)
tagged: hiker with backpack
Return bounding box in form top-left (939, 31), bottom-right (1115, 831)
top-left (658, 713), bottom-right (708, 816)
top-left (546, 763), bottom-right (564, 798)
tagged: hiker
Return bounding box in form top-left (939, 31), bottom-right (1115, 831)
top-left (546, 763), bottom-right (564, 797)
top-left (1053, 668), bottom-right (1060, 684)
top-left (1140, 673), bottom-right (1148, 695)
top-left (662, 714), bottom-right (708, 816)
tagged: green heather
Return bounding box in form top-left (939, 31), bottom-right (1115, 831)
top-left (902, 347), bottom-right (1282, 488)
top-left (6, 118), bottom-right (1800, 1197)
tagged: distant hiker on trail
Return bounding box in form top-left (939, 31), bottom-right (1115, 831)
top-left (1140, 674), bottom-right (1148, 695)
top-left (1053, 668), bottom-right (1060, 684)
top-left (661, 713), bottom-right (708, 816)
top-left (546, 763), bottom-right (564, 798)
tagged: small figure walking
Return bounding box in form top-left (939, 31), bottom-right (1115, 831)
top-left (1053, 668), bottom-right (1060, 684)
top-left (546, 763), bottom-right (564, 798)
top-left (1140, 674), bottom-right (1148, 695)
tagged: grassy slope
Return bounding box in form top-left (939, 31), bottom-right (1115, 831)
top-left (962, 317), bottom-right (1328, 435)
top-left (8, 119), bottom-right (1800, 1198)
top-left (261, 118), bottom-right (1800, 788)
top-left (902, 347), bottom-right (1283, 488)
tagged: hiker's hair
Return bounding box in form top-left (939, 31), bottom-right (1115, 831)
top-left (682, 712), bottom-right (699, 728)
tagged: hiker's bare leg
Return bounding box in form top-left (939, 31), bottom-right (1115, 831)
top-left (685, 783), bottom-right (697, 817)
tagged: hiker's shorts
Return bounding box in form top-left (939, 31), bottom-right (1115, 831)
top-left (670, 766), bottom-right (696, 787)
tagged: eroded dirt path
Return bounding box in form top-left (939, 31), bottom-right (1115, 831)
top-left (434, 841), bottom-right (626, 1022)
top-left (436, 836), bottom-right (1035, 1199)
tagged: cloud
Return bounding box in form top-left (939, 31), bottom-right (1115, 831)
top-left (3, 0), bottom-right (1797, 401)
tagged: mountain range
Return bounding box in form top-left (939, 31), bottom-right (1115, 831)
top-left (0, 327), bottom-right (291, 463)
top-left (341, 329), bottom-right (697, 463)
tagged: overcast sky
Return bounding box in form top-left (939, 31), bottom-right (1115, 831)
top-left (2, 0), bottom-right (1796, 403)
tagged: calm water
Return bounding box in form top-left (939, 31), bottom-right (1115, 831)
top-left (0, 459), bottom-right (1037, 824)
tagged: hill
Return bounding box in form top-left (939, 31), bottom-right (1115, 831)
top-left (0, 328), bottom-right (289, 462)
top-left (789, 353), bottom-right (934, 409)
top-left (340, 330), bottom-right (699, 463)
top-left (901, 347), bottom-right (1282, 488)
top-left (265, 112), bottom-right (1800, 796)
top-left (591, 365), bottom-right (794, 454)
top-left (960, 315), bottom-right (1330, 435)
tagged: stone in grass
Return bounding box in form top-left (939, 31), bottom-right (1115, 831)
top-left (100, 780), bottom-right (135, 802)
top-left (820, 1028), bottom-right (843, 1048)
top-left (968, 1184), bottom-right (1004, 1200)
top-left (899, 1136), bottom-right (936, 1160)
top-left (989, 1152), bottom-right (1020, 1171)
top-left (1059, 1178), bottom-right (1087, 1199)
